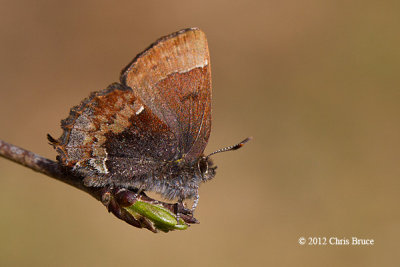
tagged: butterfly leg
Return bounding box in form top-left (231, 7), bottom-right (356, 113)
top-left (174, 197), bottom-right (185, 224)
top-left (191, 190), bottom-right (200, 213)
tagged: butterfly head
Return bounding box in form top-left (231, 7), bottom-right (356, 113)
top-left (197, 137), bottom-right (252, 181)
top-left (197, 156), bottom-right (216, 181)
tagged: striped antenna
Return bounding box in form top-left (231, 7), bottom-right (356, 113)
top-left (207, 137), bottom-right (252, 158)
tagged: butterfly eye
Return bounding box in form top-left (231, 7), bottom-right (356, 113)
top-left (197, 157), bottom-right (209, 176)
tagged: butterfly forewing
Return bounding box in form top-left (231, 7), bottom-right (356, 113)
top-left (120, 28), bottom-right (212, 163)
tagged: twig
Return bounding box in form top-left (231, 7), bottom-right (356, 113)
top-left (0, 139), bottom-right (101, 200)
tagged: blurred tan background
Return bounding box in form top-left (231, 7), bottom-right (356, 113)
top-left (0, 0), bottom-right (399, 266)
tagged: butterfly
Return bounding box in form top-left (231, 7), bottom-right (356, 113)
top-left (48, 28), bottom-right (250, 212)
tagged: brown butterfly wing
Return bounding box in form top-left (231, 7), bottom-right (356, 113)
top-left (48, 83), bottom-right (179, 187)
top-left (120, 28), bottom-right (212, 163)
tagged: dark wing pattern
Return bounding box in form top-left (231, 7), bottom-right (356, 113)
top-left (49, 83), bottom-right (178, 186)
top-left (120, 28), bottom-right (212, 163)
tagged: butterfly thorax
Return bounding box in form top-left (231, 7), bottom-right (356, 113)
top-left (69, 153), bottom-right (216, 201)
top-left (108, 156), bottom-right (216, 200)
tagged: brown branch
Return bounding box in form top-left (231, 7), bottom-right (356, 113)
top-left (0, 139), bottom-right (100, 199)
top-left (0, 139), bottom-right (197, 232)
